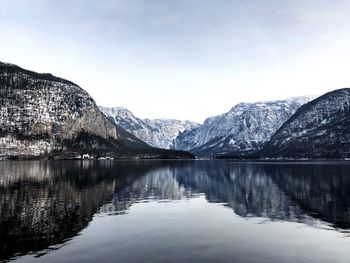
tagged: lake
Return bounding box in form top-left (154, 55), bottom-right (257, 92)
top-left (1, 160), bottom-right (350, 263)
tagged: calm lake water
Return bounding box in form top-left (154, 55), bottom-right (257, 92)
top-left (1, 160), bottom-right (350, 263)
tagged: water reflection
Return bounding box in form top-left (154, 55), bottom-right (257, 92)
top-left (1, 160), bottom-right (350, 261)
top-left (177, 162), bottom-right (350, 229)
top-left (0, 161), bottom-right (160, 261)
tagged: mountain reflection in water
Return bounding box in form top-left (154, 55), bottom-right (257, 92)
top-left (1, 160), bottom-right (350, 261)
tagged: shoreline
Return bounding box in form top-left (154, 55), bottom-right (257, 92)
top-left (1, 157), bottom-right (350, 162)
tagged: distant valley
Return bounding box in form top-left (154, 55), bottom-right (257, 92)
top-left (100, 106), bottom-right (199, 149)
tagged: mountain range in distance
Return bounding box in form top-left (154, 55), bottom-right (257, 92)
top-left (100, 106), bottom-right (199, 150)
top-left (103, 91), bottom-right (350, 160)
top-left (0, 61), bottom-right (349, 160)
top-left (101, 97), bottom-right (315, 158)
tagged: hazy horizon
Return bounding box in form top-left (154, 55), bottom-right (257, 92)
top-left (1, 0), bottom-right (350, 122)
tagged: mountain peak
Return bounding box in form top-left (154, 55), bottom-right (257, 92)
top-left (0, 61), bottom-right (79, 87)
top-left (175, 96), bottom-right (314, 157)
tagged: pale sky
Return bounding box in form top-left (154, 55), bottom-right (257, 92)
top-left (1, 0), bottom-right (350, 123)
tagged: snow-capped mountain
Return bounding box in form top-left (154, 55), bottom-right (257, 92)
top-left (100, 106), bottom-right (199, 149)
top-left (174, 97), bottom-right (314, 157)
top-left (0, 62), bottom-right (155, 157)
top-left (263, 88), bottom-right (350, 158)
top-left (0, 62), bottom-right (193, 159)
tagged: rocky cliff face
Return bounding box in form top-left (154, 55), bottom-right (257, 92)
top-left (174, 97), bottom-right (313, 157)
top-left (0, 62), bottom-right (151, 157)
top-left (100, 106), bottom-right (199, 149)
top-left (263, 88), bottom-right (350, 158)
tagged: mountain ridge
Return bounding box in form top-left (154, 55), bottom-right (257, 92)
top-left (174, 97), bottom-right (314, 157)
top-left (262, 88), bottom-right (350, 159)
top-left (100, 106), bottom-right (199, 149)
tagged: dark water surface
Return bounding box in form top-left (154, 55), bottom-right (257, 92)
top-left (1, 160), bottom-right (350, 263)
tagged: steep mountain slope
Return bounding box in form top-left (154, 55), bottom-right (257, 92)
top-left (100, 106), bottom-right (199, 149)
top-left (263, 88), bottom-right (350, 159)
top-left (0, 62), bottom-right (192, 159)
top-left (174, 97), bottom-right (313, 157)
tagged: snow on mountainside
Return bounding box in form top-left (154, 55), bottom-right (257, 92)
top-left (0, 62), bottom-right (195, 159)
top-left (0, 62), bottom-right (162, 158)
top-left (100, 107), bottom-right (199, 149)
top-left (263, 88), bottom-right (350, 158)
top-left (174, 97), bottom-right (314, 157)
top-left (0, 62), bottom-right (121, 157)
